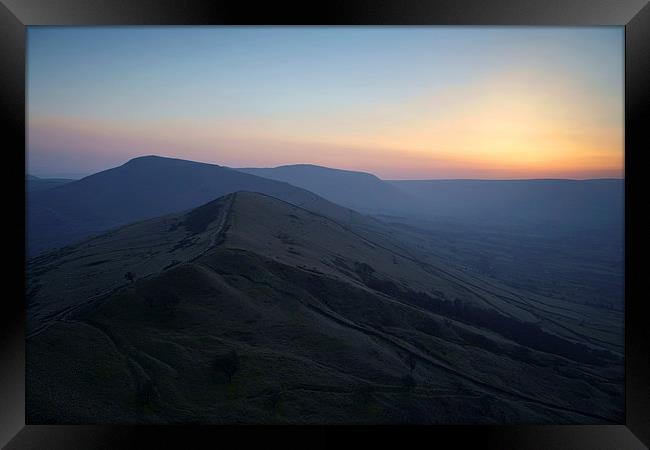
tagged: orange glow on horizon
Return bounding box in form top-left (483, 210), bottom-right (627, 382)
top-left (28, 70), bottom-right (623, 180)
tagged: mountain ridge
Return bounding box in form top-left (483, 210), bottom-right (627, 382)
top-left (27, 190), bottom-right (624, 424)
top-left (27, 156), bottom-right (360, 256)
top-left (238, 163), bottom-right (413, 214)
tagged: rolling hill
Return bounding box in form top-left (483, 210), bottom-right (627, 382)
top-left (26, 156), bottom-right (625, 315)
top-left (26, 174), bottom-right (74, 192)
top-left (238, 164), bottom-right (414, 214)
top-left (27, 156), bottom-right (363, 256)
top-left (27, 191), bottom-right (623, 424)
top-left (236, 167), bottom-right (624, 234)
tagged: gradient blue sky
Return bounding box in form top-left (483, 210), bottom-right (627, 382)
top-left (27, 26), bottom-right (624, 179)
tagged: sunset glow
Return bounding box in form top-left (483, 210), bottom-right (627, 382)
top-left (28, 27), bottom-right (624, 179)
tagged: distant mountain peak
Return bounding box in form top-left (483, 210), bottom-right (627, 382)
top-left (237, 164), bottom-right (412, 213)
top-left (270, 164), bottom-right (379, 178)
top-left (125, 154), bottom-right (167, 163)
top-left (124, 155), bottom-right (222, 168)
top-left (26, 156), bottom-right (344, 256)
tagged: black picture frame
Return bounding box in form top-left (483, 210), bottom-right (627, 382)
top-left (1, 0), bottom-right (648, 448)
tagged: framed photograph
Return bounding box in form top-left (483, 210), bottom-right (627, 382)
top-left (2, 0), bottom-right (648, 448)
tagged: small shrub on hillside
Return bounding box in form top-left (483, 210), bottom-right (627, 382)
top-left (211, 349), bottom-right (240, 384)
top-left (136, 379), bottom-right (155, 406)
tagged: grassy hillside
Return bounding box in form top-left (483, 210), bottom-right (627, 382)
top-left (27, 156), bottom-right (349, 256)
top-left (27, 192), bottom-right (623, 424)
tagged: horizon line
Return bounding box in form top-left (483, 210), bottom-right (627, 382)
top-left (27, 154), bottom-right (625, 182)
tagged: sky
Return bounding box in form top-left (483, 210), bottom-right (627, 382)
top-left (27, 26), bottom-right (624, 180)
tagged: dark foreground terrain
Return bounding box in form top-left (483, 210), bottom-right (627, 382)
top-left (27, 192), bottom-right (623, 424)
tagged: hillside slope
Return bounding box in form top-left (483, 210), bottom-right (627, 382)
top-left (239, 164), bottom-right (414, 214)
top-left (26, 175), bottom-right (74, 192)
top-left (389, 178), bottom-right (624, 230)
top-left (27, 192), bottom-right (623, 424)
top-left (27, 156), bottom-right (355, 256)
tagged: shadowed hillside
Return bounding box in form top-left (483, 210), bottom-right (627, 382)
top-left (235, 166), bottom-right (623, 235)
top-left (239, 164), bottom-right (413, 214)
top-left (26, 155), bottom-right (625, 313)
top-left (390, 179), bottom-right (624, 230)
top-left (27, 192), bottom-right (623, 424)
top-left (381, 179), bottom-right (624, 309)
top-left (236, 168), bottom-right (624, 309)
top-left (26, 175), bottom-right (74, 192)
top-left (27, 156), bottom-right (364, 256)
